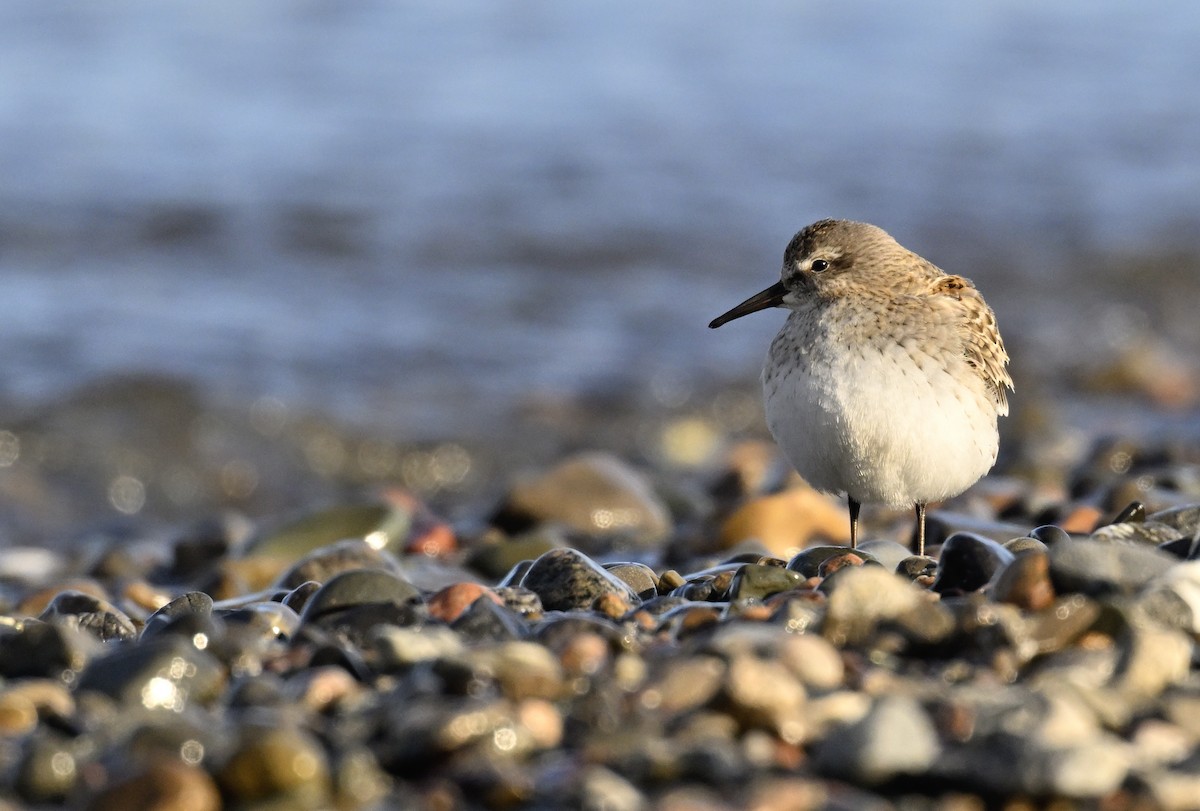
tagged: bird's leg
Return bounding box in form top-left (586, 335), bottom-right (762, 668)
top-left (914, 503), bottom-right (927, 557)
top-left (848, 498), bottom-right (861, 549)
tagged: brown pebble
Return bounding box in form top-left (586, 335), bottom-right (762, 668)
top-left (0, 692), bottom-right (37, 736)
top-left (122, 580), bottom-right (172, 614)
top-left (593, 592), bottom-right (631, 620)
top-left (736, 604), bottom-right (774, 622)
top-left (1059, 504), bottom-right (1104, 534)
top-left (719, 485), bottom-right (850, 555)
top-left (289, 666), bottom-right (361, 713)
top-left (426, 582), bottom-right (502, 623)
top-left (517, 698), bottom-right (564, 749)
top-left (817, 552), bottom-right (866, 578)
top-left (991, 551), bottom-right (1055, 611)
top-left (405, 523), bottom-right (458, 558)
top-left (88, 759), bottom-right (221, 811)
top-left (658, 569), bottom-right (687, 591)
top-left (558, 632), bottom-right (610, 676)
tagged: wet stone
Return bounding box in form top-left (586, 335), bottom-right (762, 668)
top-left (427, 582), bottom-right (502, 623)
top-left (76, 635), bottom-right (225, 711)
top-left (217, 725), bottom-right (332, 807)
top-left (245, 501), bottom-right (412, 560)
top-left (931, 532), bottom-right (1015, 595)
top-left (1019, 595), bottom-right (1103, 656)
top-left (1148, 503), bottom-right (1200, 534)
top-left (495, 451), bottom-right (672, 546)
top-left (452, 596), bottom-right (530, 643)
top-left (604, 562), bottom-right (659, 600)
top-left (728, 564), bottom-right (805, 601)
top-left (1159, 535), bottom-right (1200, 560)
top-left (1049, 538), bottom-right (1176, 597)
top-left (88, 760), bottom-right (222, 811)
top-left (274, 538), bottom-right (400, 590)
top-left (1140, 560), bottom-right (1200, 632)
top-left (818, 550), bottom-right (878, 579)
top-left (469, 530), bottom-right (563, 581)
top-left (991, 550), bottom-right (1056, 611)
top-left (815, 695), bottom-right (939, 784)
top-left (787, 545), bottom-right (854, 578)
top-left (1028, 524), bottom-right (1071, 546)
top-left (821, 566), bottom-right (924, 647)
top-left (141, 590), bottom-right (213, 639)
top-left (493, 586), bottom-right (543, 617)
top-left (368, 625), bottom-right (465, 670)
top-left (38, 590), bottom-right (137, 642)
top-left (222, 601), bottom-right (300, 645)
top-left (282, 579), bottom-right (322, 613)
top-left (1091, 519), bottom-right (1183, 545)
top-left (15, 733), bottom-right (79, 804)
top-left (1004, 536), bottom-right (1049, 556)
top-left (298, 568), bottom-right (421, 624)
top-left (0, 620), bottom-right (97, 681)
top-left (896, 555), bottom-right (937, 581)
top-left (519, 548), bottom-right (640, 612)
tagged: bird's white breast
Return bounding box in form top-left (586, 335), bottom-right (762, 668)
top-left (762, 310), bottom-right (1000, 507)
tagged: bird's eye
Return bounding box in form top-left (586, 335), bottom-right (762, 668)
top-left (810, 259), bottom-right (830, 272)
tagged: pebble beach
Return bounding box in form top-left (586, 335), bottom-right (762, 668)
top-left (5, 3), bottom-right (1200, 808)
top-left (1, 376), bottom-right (1198, 810)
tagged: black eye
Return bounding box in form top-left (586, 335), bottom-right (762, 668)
top-left (810, 259), bottom-right (829, 272)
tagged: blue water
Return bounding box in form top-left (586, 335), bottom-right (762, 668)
top-left (3, 0), bottom-right (1199, 438)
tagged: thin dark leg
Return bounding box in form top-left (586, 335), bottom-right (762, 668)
top-left (848, 498), bottom-right (861, 549)
top-left (914, 503), bottom-right (927, 557)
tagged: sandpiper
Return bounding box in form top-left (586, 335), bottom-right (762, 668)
top-left (709, 219), bottom-right (1012, 556)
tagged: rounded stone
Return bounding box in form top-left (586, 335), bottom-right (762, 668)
top-left (815, 695), bottom-right (939, 783)
top-left (469, 530), bottom-right (563, 581)
top-left (496, 452), bottom-right (672, 545)
top-left (298, 568), bottom-right (421, 624)
top-left (821, 566), bottom-right (923, 647)
top-left (0, 620), bottom-right (98, 681)
top-left (39, 590), bottom-right (137, 642)
top-left (88, 760), bottom-right (221, 811)
top-left (1005, 536), bottom-right (1050, 556)
top-left (896, 556), bottom-right (938, 581)
top-left (519, 548), bottom-right (640, 612)
top-left (719, 486), bottom-right (850, 554)
top-left (724, 654), bottom-right (806, 738)
top-left (931, 532), bottom-right (1015, 595)
top-left (787, 546), bottom-right (855, 578)
top-left (991, 550), bottom-right (1056, 611)
top-left (142, 591), bottom-right (214, 640)
top-left (1049, 538), bottom-right (1176, 597)
top-left (452, 597), bottom-right (530, 643)
top-left (15, 735), bottom-right (78, 803)
top-left (728, 564), bottom-right (806, 601)
top-left (76, 635), bottom-right (225, 710)
top-left (274, 538), bottom-right (400, 590)
top-left (485, 641), bottom-right (566, 701)
top-left (778, 633), bottom-right (845, 691)
top-left (217, 726), bottom-right (331, 806)
top-left (603, 562), bottom-right (659, 600)
top-left (1028, 525), bottom-right (1071, 546)
top-left (427, 582), bottom-right (503, 624)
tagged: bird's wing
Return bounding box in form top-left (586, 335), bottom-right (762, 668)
top-left (930, 275), bottom-right (1013, 415)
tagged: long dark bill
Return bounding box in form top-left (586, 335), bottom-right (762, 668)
top-left (708, 281), bottom-right (788, 329)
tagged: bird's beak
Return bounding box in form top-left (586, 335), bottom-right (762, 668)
top-left (708, 281), bottom-right (788, 328)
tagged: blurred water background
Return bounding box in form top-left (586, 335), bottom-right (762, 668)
top-left (2, 0), bottom-right (1200, 544)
